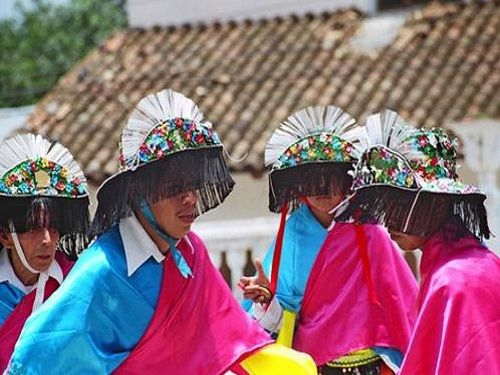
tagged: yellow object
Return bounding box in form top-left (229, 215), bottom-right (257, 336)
top-left (240, 343), bottom-right (317, 374)
top-left (326, 348), bottom-right (379, 368)
top-left (276, 309), bottom-right (297, 347)
top-left (34, 170), bottom-right (50, 188)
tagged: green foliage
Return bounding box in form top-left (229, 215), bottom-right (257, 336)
top-left (0, 0), bottom-right (127, 107)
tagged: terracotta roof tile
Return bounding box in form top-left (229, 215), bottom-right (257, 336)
top-left (26, 2), bottom-right (500, 183)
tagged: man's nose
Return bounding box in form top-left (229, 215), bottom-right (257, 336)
top-left (181, 190), bottom-right (197, 205)
top-left (41, 228), bottom-right (55, 244)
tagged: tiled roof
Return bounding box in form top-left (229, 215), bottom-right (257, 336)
top-left (27, 1), bottom-right (500, 183)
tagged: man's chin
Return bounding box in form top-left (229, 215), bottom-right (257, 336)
top-left (30, 258), bottom-right (53, 272)
top-left (181, 224), bottom-right (192, 236)
top-left (171, 225), bottom-right (192, 239)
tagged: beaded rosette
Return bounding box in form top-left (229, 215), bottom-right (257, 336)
top-left (272, 133), bottom-right (357, 171)
top-left (0, 157), bottom-right (86, 198)
top-left (119, 117), bottom-right (221, 170)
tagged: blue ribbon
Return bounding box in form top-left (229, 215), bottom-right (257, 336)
top-left (140, 204), bottom-right (193, 278)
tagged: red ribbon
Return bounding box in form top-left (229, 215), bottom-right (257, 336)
top-left (354, 224), bottom-right (380, 305)
top-left (269, 203), bottom-right (289, 294)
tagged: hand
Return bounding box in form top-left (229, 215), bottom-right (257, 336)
top-left (238, 258), bottom-right (272, 304)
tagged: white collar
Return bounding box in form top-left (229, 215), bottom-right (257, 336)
top-left (0, 248), bottom-right (63, 294)
top-left (119, 215), bottom-right (166, 277)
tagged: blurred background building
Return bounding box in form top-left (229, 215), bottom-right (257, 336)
top-left (1, 0), bottom-right (499, 292)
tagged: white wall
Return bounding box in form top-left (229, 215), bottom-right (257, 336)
top-left (0, 105), bottom-right (34, 140)
top-left (197, 173), bottom-right (272, 222)
top-left (128, 0), bottom-right (376, 28)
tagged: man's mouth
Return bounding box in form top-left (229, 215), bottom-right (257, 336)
top-left (35, 254), bottom-right (52, 261)
top-left (178, 212), bottom-right (196, 224)
top-left (314, 195), bottom-right (332, 200)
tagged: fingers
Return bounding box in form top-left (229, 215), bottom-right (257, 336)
top-left (255, 258), bottom-right (265, 277)
top-left (255, 258), bottom-right (271, 287)
top-left (255, 295), bottom-right (269, 304)
top-left (239, 259), bottom-right (269, 287)
top-left (242, 285), bottom-right (265, 294)
top-left (239, 276), bottom-right (253, 287)
top-left (243, 291), bottom-right (271, 304)
top-left (243, 291), bottom-right (261, 300)
top-left (241, 284), bottom-right (272, 304)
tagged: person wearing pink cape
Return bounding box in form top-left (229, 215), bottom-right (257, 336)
top-left (8, 90), bottom-right (316, 375)
top-left (240, 107), bottom-right (419, 374)
top-left (345, 115), bottom-right (500, 374)
top-left (0, 133), bottom-right (90, 371)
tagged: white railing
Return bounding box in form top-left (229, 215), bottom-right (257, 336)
top-left (192, 216), bottom-right (279, 294)
top-left (193, 216), bottom-right (421, 296)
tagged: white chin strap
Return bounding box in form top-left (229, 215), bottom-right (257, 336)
top-left (326, 192), bottom-right (356, 231)
top-left (328, 193), bottom-right (356, 216)
top-left (403, 189), bottom-right (422, 233)
top-left (12, 232), bottom-right (49, 311)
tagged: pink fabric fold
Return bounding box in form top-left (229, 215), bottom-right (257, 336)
top-left (115, 232), bottom-right (272, 375)
top-left (0, 252), bottom-right (73, 371)
top-left (399, 233), bottom-right (500, 374)
top-left (294, 223), bottom-right (418, 365)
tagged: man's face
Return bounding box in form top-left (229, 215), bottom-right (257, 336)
top-left (1, 227), bottom-right (59, 272)
top-left (388, 228), bottom-right (428, 251)
top-left (306, 194), bottom-right (344, 214)
top-left (150, 190), bottom-right (198, 239)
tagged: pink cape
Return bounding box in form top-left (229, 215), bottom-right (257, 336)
top-left (399, 233), bottom-right (500, 374)
top-left (294, 223), bottom-right (418, 365)
top-left (0, 252), bottom-right (73, 371)
top-left (115, 232), bottom-right (272, 375)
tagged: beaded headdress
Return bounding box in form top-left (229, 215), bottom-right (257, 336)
top-left (265, 106), bottom-right (363, 212)
top-left (92, 89), bottom-right (235, 236)
top-left (342, 110), bottom-right (489, 239)
top-left (0, 133), bottom-right (90, 257)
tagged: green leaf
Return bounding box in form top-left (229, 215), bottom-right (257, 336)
top-left (0, 0), bottom-right (127, 106)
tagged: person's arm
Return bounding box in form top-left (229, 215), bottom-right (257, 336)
top-left (239, 255), bottom-right (287, 335)
top-left (252, 295), bottom-right (284, 334)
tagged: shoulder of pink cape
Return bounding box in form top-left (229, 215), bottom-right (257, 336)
top-left (184, 231), bottom-right (207, 255)
top-left (335, 221), bottom-right (389, 235)
top-left (429, 246), bottom-right (500, 294)
top-left (333, 222), bottom-right (395, 249)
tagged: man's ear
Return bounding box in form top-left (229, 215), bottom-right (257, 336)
top-left (0, 233), bottom-right (13, 249)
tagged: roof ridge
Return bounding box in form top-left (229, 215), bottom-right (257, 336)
top-left (127, 7), bottom-right (364, 32)
top-left (403, 0), bottom-right (494, 25)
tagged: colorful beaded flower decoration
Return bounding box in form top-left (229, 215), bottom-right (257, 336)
top-left (119, 117), bottom-right (221, 170)
top-left (408, 128), bottom-right (481, 194)
top-left (272, 132), bottom-right (357, 170)
top-left (353, 127), bottom-right (482, 195)
top-left (352, 146), bottom-right (416, 190)
top-left (0, 157), bottom-right (87, 198)
top-left (404, 128), bottom-right (458, 180)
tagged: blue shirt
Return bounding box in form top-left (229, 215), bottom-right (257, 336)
top-left (8, 226), bottom-right (163, 374)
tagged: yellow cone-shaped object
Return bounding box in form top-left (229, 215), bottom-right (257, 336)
top-left (276, 309), bottom-right (297, 347)
top-left (240, 343), bottom-right (317, 374)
